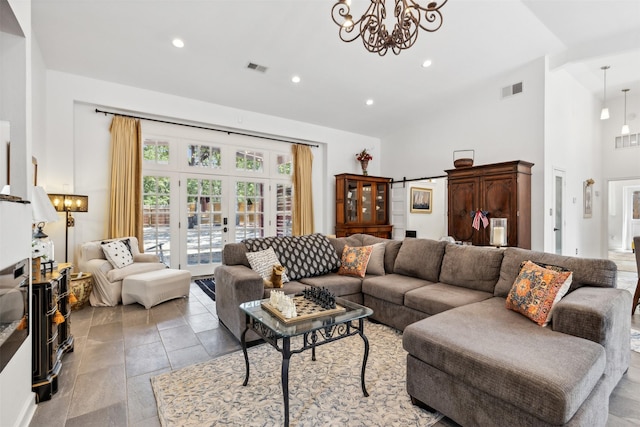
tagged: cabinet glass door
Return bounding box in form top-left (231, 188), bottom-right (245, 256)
top-left (346, 180), bottom-right (358, 223)
top-left (375, 184), bottom-right (386, 223)
top-left (362, 182), bottom-right (373, 222)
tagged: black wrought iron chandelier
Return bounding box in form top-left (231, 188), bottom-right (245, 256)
top-left (331, 0), bottom-right (449, 56)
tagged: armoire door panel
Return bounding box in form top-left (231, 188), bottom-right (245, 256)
top-left (448, 180), bottom-right (476, 242)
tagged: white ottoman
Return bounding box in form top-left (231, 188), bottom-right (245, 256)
top-left (122, 269), bottom-right (191, 309)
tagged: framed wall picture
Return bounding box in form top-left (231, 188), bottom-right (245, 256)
top-left (410, 187), bottom-right (432, 213)
top-left (583, 180), bottom-right (593, 218)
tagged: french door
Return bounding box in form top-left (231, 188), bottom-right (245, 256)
top-left (141, 127), bottom-right (293, 275)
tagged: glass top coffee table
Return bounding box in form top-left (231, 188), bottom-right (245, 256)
top-left (240, 296), bottom-right (373, 427)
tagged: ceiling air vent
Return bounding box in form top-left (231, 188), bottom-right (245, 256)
top-left (247, 62), bottom-right (268, 73)
top-left (501, 81), bottom-right (524, 99)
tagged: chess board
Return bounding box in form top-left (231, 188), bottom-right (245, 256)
top-left (261, 296), bottom-right (346, 324)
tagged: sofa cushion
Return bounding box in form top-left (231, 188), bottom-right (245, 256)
top-left (338, 245), bottom-right (373, 278)
top-left (263, 280), bottom-right (308, 298)
top-left (384, 240), bottom-right (402, 274)
top-left (403, 298), bottom-right (606, 425)
top-left (438, 244), bottom-right (503, 293)
top-left (101, 240), bottom-right (134, 269)
top-left (393, 238), bottom-right (446, 282)
top-left (494, 247), bottom-right (617, 297)
top-left (404, 283), bottom-right (493, 315)
top-left (106, 261), bottom-right (166, 283)
top-left (327, 235), bottom-right (367, 262)
top-left (366, 243), bottom-right (386, 276)
top-left (506, 260), bottom-right (572, 326)
top-left (245, 247), bottom-right (290, 283)
top-left (299, 273), bottom-right (363, 297)
top-left (362, 274), bottom-right (432, 306)
top-left (243, 234), bottom-right (341, 280)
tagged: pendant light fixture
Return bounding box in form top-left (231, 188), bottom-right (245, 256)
top-left (621, 89), bottom-right (630, 135)
top-left (600, 66), bottom-right (610, 120)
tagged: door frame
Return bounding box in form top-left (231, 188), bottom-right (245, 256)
top-left (552, 168), bottom-right (566, 255)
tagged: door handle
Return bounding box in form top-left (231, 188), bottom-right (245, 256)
top-left (553, 227), bottom-right (559, 232)
top-left (223, 227), bottom-right (228, 233)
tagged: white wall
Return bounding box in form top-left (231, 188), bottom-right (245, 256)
top-left (0, 1), bottom-right (37, 426)
top-left (41, 71), bottom-right (380, 264)
top-left (381, 58), bottom-right (546, 250)
top-left (608, 179), bottom-right (640, 250)
top-left (544, 65), bottom-right (604, 258)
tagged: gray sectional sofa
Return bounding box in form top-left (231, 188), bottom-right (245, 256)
top-left (214, 233), bottom-right (631, 426)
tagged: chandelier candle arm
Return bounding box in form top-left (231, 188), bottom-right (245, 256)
top-left (331, 0), bottom-right (449, 56)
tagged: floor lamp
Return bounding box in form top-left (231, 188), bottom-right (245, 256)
top-left (48, 194), bottom-right (89, 262)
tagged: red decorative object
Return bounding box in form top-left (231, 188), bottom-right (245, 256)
top-left (356, 149), bottom-right (372, 175)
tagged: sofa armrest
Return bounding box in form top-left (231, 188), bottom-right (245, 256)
top-left (552, 286), bottom-right (630, 389)
top-left (214, 265), bottom-right (264, 342)
top-left (133, 253), bottom-right (160, 263)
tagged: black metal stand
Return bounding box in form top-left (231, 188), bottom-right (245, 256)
top-left (241, 315), bottom-right (369, 427)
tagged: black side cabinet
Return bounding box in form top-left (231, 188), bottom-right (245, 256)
top-left (32, 265), bottom-right (74, 402)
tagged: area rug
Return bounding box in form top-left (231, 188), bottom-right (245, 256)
top-left (632, 329), bottom-right (640, 353)
top-left (151, 322), bottom-right (443, 426)
top-left (195, 277), bottom-right (215, 301)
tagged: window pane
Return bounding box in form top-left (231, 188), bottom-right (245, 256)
top-left (236, 150), bottom-right (264, 172)
top-left (277, 154), bottom-right (292, 175)
top-left (188, 144), bottom-right (222, 169)
top-left (143, 174), bottom-right (171, 265)
top-left (143, 139), bottom-right (170, 165)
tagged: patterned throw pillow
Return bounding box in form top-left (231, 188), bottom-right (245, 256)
top-left (101, 240), bottom-right (134, 269)
top-left (506, 260), bottom-right (573, 326)
top-left (243, 234), bottom-right (341, 281)
top-left (245, 247), bottom-right (290, 283)
top-left (338, 245), bottom-right (374, 278)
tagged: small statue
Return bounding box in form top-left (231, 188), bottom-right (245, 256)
top-left (264, 264), bottom-right (286, 288)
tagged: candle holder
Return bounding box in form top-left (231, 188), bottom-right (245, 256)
top-left (490, 218), bottom-right (507, 247)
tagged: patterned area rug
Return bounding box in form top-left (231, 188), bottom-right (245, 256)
top-left (194, 278), bottom-right (215, 301)
top-left (632, 329), bottom-right (640, 353)
top-left (151, 322), bottom-right (443, 426)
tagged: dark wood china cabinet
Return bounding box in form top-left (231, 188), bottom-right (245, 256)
top-left (335, 174), bottom-right (392, 238)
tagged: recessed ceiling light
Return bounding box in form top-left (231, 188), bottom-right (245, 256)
top-left (422, 59), bottom-right (432, 68)
top-left (172, 38), bottom-right (185, 48)
top-left (291, 75), bottom-right (301, 84)
top-left (366, 99), bottom-right (374, 106)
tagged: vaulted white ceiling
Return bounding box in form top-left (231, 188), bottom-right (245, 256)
top-left (31, 0), bottom-right (640, 138)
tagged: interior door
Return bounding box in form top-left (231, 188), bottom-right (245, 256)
top-left (553, 169), bottom-right (565, 255)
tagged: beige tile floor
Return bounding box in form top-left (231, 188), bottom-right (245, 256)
top-left (29, 269), bottom-right (640, 427)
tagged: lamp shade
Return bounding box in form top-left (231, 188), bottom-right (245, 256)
top-left (32, 186), bottom-right (59, 224)
top-left (48, 194), bottom-right (89, 213)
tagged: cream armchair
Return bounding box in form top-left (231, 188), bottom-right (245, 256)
top-left (78, 236), bottom-right (166, 307)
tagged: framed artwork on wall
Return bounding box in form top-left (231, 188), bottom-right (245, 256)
top-left (410, 187), bottom-right (432, 213)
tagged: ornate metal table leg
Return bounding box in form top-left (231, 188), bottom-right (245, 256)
top-left (241, 315), bottom-right (250, 386)
top-left (358, 318), bottom-right (370, 397)
top-left (282, 337), bottom-right (291, 427)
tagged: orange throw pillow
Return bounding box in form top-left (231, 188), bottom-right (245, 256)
top-left (338, 245), bottom-right (374, 278)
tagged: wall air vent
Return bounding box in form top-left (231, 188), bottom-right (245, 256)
top-left (247, 62), bottom-right (268, 73)
top-left (501, 81), bottom-right (524, 99)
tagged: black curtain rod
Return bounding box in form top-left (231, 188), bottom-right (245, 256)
top-left (391, 175), bottom-right (447, 187)
top-left (95, 108), bottom-right (320, 148)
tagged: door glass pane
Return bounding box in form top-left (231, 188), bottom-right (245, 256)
top-left (362, 183), bottom-right (372, 222)
top-left (276, 183), bottom-right (292, 237)
top-left (143, 175), bottom-right (171, 265)
top-left (346, 181), bottom-right (357, 223)
top-left (236, 150), bottom-right (264, 173)
top-left (235, 181), bottom-right (265, 242)
top-left (186, 178), bottom-right (223, 265)
top-left (376, 184), bottom-right (385, 222)
top-left (187, 144), bottom-right (221, 169)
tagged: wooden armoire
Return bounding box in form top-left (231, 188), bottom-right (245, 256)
top-left (446, 160), bottom-right (533, 248)
top-left (335, 173), bottom-right (392, 238)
